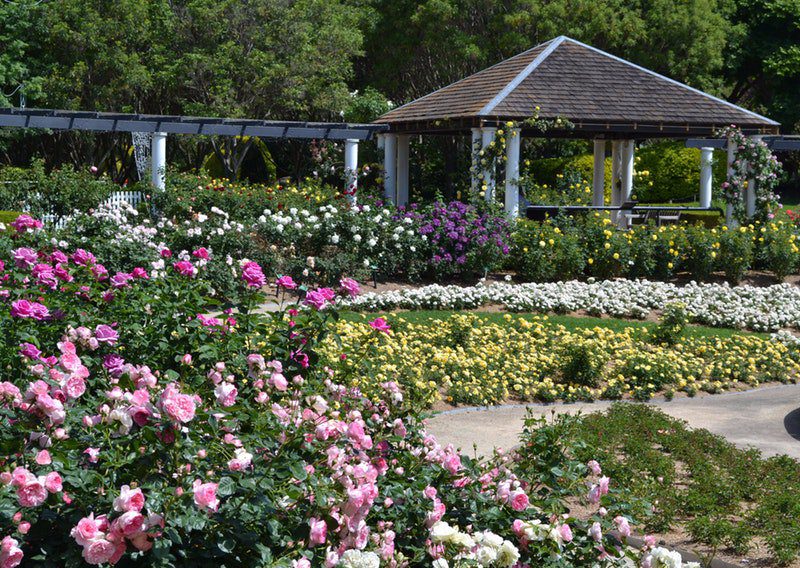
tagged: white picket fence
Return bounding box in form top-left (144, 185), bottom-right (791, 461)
top-left (39, 190), bottom-right (144, 229)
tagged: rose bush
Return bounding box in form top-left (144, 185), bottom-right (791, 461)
top-left (0, 217), bottom-right (694, 567)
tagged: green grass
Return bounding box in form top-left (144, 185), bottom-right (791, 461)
top-left (516, 404), bottom-right (800, 565)
top-left (341, 310), bottom-right (767, 340)
top-left (0, 211), bottom-right (21, 224)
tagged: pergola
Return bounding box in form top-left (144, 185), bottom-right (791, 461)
top-left (374, 36), bottom-right (780, 221)
top-left (0, 108), bottom-right (388, 197)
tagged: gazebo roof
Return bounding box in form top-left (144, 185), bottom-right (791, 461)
top-left (376, 36), bottom-right (779, 137)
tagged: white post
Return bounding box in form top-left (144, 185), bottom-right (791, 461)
top-left (621, 140), bottom-right (635, 201)
top-left (611, 140), bottom-right (622, 224)
top-left (470, 127), bottom-right (482, 192)
top-left (383, 133), bottom-right (397, 205)
top-left (745, 135), bottom-right (762, 218)
top-left (726, 136), bottom-right (736, 225)
top-left (396, 135), bottom-right (410, 207)
top-left (344, 139), bottom-right (359, 205)
top-left (504, 128), bottom-right (521, 219)
top-left (150, 132), bottom-right (167, 190)
top-left (699, 147), bottom-right (713, 209)
top-left (481, 127), bottom-right (497, 202)
top-left (592, 139), bottom-right (606, 206)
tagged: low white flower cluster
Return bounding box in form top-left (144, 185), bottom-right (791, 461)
top-left (343, 279), bottom-right (800, 331)
top-left (430, 522), bottom-right (520, 568)
top-left (644, 546), bottom-right (700, 568)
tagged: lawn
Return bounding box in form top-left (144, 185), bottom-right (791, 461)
top-left (341, 310), bottom-right (769, 340)
top-left (516, 404), bottom-right (800, 566)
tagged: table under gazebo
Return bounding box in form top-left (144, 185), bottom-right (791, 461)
top-left (373, 35), bottom-right (781, 223)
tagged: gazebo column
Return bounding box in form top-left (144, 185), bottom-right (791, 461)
top-left (699, 147), bottom-right (714, 208)
top-left (481, 126), bottom-right (497, 202)
top-left (344, 139), bottom-right (359, 204)
top-left (504, 128), bottom-right (521, 219)
top-left (610, 140), bottom-right (622, 224)
top-left (592, 139), bottom-right (606, 206)
top-left (745, 135), bottom-right (762, 218)
top-left (383, 133), bottom-right (397, 204)
top-left (396, 135), bottom-right (410, 207)
top-left (618, 140), bottom-right (635, 228)
top-left (725, 136), bottom-right (736, 226)
top-left (151, 132), bottom-right (167, 191)
top-left (470, 127), bottom-right (482, 192)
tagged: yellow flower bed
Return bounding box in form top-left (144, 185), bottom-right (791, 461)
top-left (327, 315), bottom-right (800, 408)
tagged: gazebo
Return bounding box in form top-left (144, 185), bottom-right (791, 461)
top-left (374, 36), bottom-right (780, 220)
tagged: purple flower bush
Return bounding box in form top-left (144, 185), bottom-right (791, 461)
top-left (409, 201), bottom-right (511, 278)
top-left (0, 217), bottom-right (679, 567)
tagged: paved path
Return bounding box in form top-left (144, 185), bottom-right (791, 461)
top-left (425, 383), bottom-right (800, 459)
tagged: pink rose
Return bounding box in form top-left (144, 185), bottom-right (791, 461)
top-left (589, 521), bottom-right (602, 542)
top-left (192, 247), bottom-right (210, 260)
top-left (303, 289), bottom-right (329, 310)
top-left (71, 249), bottom-right (97, 266)
top-left (275, 275), bottom-right (297, 290)
top-left (158, 383), bottom-right (196, 424)
top-left (81, 538), bottom-right (116, 565)
top-left (192, 480), bottom-right (220, 513)
top-left (71, 515), bottom-right (101, 547)
top-left (559, 523), bottom-right (573, 542)
top-left (114, 510), bottom-right (145, 537)
top-left (0, 535), bottom-right (24, 568)
top-left (614, 515), bottom-right (631, 537)
top-left (510, 490), bottom-right (529, 511)
top-left (339, 277), bottom-right (360, 298)
top-left (214, 382), bottom-right (238, 407)
top-left (368, 317), bottom-right (391, 334)
top-left (587, 460), bottom-right (602, 475)
top-left (113, 485), bottom-right (145, 513)
top-left (309, 517), bottom-right (327, 546)
top-left (94, 325), bottom-right (119, 346)
top-left (241, 261), bottom-right (266, 288)
top-left (35, 450), bottom-right (51, 465)
top-left (443, 453), bottom-right (461, 475)
top-left (17, 477), bottom-right (47, 507)
top-left (44, 471), bottom-right (62, 493)
top-left (172, 260), bottom-right (197, 277)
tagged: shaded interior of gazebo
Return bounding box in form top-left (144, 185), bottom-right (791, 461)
top-left (374, 35), bottom-right (780, 221)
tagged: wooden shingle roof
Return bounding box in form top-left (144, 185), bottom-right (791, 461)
top-left (376, 36), bottom-right (779, 137)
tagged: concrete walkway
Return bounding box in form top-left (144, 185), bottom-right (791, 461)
top-left (425, 383), bottom-right (800, 459)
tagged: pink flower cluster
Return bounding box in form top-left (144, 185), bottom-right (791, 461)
top-left (157, 383), bottom-right (197, 424)
top-left (1, 466), bottom-right (63, 508)
top-left (10, 214), bottom-right (43, 234)
top-left (304, 287), bottom-right (336, 310)
top-left (0, 536), bottom-right (23, 568)
top-left (71, 486), bottom-right (162, 565)
top-left (10, 299), bottom-right (49, 321)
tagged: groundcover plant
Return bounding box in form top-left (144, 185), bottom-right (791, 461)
top-left (330, 314), bottom-right (800, 407)
top-left (344, 279), bottom-right (800, 331)
top-left (0, 216), bottom-right (700, 567)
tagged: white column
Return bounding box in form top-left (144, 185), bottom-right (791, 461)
top-left (481, 127), bottom-right (496, 202)
top-left (725, 136), bottom-right (736, 225)
top-left (611, 140), bottom-right (622, 205)
top-left (745, 135), bottom-right (762, 218)
top-left (592, 139), bottom-right (606, 206)
top-left (396, 135), bottom-right (410, 207)
top-left (470, 128), bottom-right (482, 192)
top-left (699, 147), bottom-right (713, 209)
top-left (504, 128), bottom-right (521, 219)
top-left (343, 139), bottom-right (359, 205)
top-left (621, 140), bottom-right (635, 201)
top-left (150, 132), bottom-right (167, 191)
top-left (383, 133), bottom-right (397, 204)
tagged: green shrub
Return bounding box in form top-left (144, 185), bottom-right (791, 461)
top-left (512, 219), bottom-right (585, 281)
top-left (755, 220), bottom-right (800, 280)
top-left (683, 224), bottom-right (719, 281)
top-left (718, 226), bottom-right (755, 284)
top-left (560, 339), bottom-right (606, 387)
top-left (649, 302), bottom-right (688, 346)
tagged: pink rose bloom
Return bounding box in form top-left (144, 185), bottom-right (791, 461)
top-left (303, 289), bottom-right (329, 310)
top-left (192, 480), bottom-right (220, 512)
top-left (214, 382), bottom-right (238, 407)
top-left (114, 510), bottom-right (145, 537)
top-left (12, 247), bottom-right (38, 268)
top-left (64, 376), bottom-right (86, 399)
top-left (160, 248), bottom-right (172, 258)
top-left (83, 448), bottom-right (100, 463)
top-left (94, 324), bottom-right (119, 346)
top-left (587, 460), bottom-right (602, 476)
top-left (90, 264), bottom-right (109, 281)
top-left (368, 317), bottom-right (391, 334)
top-left (309, 517), bottom-right (327, 546)
top-left (510, 490), bottom-right (529, 511)
top-left (559, 523), bottom-right (573, 542)
top-left (172, 260), bottom-right (196, 278)
top-left (45, 471), bottom-right (62, 493)
top-left (35, 450), bottom-right (51, 465)
top-left (425, 498), bottom-right (446, 528)
top-left (18, 343), bottom-right (41, 360)
top-left (598, 475), bottom-right (610, 496)
top-left (241, 261), bottom-right (266, 288)
top-left (423, 486), bottom-right (437, 499)
top-left (158, 383), bottom-right (196, 424)
top-left (443, 453), bottom-right (461, 475)
top-left (589, 521), bottom-right (602, 542)
top-left (339, 277), bottom-right (360, 298)
top-left (614, 515), bottom-right (631, 537)
top-left (11, 214), bottom-right (43, 233)
top-left (110, 272), bottom-right (133, 289)
top-left (270, 372), bottom-right (288, 391)
top-left (113, 485), bottom-right (145, 513)
top-left (71, 248), bottom-right (97, 266)
top-left (275, 275), bottom-right (297, 290)
top-left (0, 535), bottom-right (24, 568)
top-left (294, 559), bottom-right (311, 568)
top-left (17, 477), bottom-right (48, 507)
top-left (11, 300), bottom-right (49, 320)
top-left (131, 267), bottom-right (149, 279)
top-left (192, 247), bottom-right (210, 260)
top-left (82, 539), bottom-right (116, 565)
top-left (71, 515), bottom-right (103, 547)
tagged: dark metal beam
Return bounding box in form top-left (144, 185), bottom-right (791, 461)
top-left (0, 108), bottom-right (388, 140)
